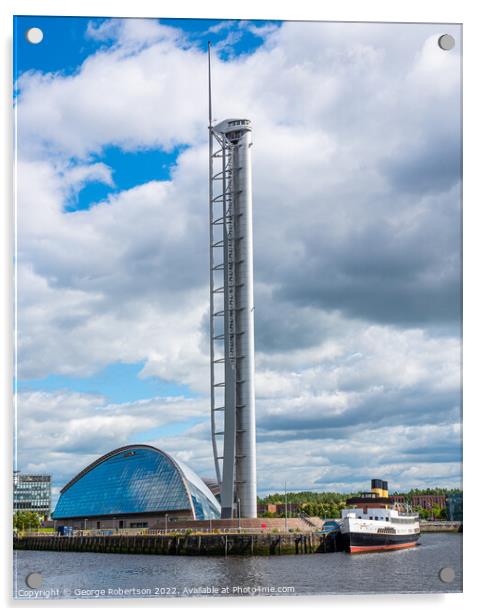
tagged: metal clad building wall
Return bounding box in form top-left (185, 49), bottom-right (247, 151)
top-left (233, 127), bottom-right (257, 518)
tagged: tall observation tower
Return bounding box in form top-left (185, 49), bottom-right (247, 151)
top-left (208, 45), bottom-right (257, 519)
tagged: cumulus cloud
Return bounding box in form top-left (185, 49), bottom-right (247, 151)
top-left (14, 19), bottom-right (462, 493)
top-left (153, 420), bottom-right (462, 494)
top-left (16, 390), bottom-right (208, 483)
top-left (16, 153), bottom-right (210, 389)
top-left (86, 18), bottom-right (182, 48)
top-left (17, 386), bottom-right (461, 499)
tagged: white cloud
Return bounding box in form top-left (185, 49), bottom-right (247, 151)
top-left (16, 390), bottom-right (208, 482)
top-left (86, 18), bottom-right (182, 48)
top-left (16, 42), bottom-right (205, 158)
top-left (64, 162), bottom-right (114, 193)
top-left (16, 154), bottom-right (210, 389)
top-left (408, 34), bottom-right (461, 97)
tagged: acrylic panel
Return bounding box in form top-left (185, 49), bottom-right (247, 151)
top-left (13, 16), bottom-right (462, 599)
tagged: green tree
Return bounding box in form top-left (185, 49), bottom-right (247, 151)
top-left (13, 510), bottom-right (42, 532)
top-left (414, 507), bottom-right (430, 520)
top-left (431, 506), bottom-right (447, 520)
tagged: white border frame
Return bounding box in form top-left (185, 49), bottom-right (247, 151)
top-left (1, 1), bottom-right (479, 613)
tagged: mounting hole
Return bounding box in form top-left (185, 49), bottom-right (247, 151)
top-left (438, 34), bottom-right (455, 51)
top-left (26, 27), bottom-right (44, 45)
top-left (439, 567), bottom-right (455, 583)
top-left (26, 572), bottom-right (43, 589)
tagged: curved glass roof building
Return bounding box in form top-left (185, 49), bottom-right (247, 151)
top-left (52, 445), bottom-right (221, 523)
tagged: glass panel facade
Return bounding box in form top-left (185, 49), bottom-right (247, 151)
top-left (176, 459), bottom-right (221, 520)
top-left (13, 473), bottom-right (51, 516)
top-left (188, 481), bottom-right (221, 520)
top-left (52, 446), bottom-right (221, 520)
top-left (446, 493), bottom-right (463, 521)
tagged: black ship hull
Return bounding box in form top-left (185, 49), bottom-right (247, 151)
top-left (343, 531), bottom-right (420, 553)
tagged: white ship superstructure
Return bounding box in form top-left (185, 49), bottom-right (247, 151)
top-left (340, 479), bottom-right (420, 553)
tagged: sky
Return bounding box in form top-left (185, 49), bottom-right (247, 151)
top-left (13, 16), bottom-right (462, 506)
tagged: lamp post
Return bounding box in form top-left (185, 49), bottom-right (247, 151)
top-left (323, 502), bottom-right (329, 521)
top-left (165, 513), bottom-right (168, 534)
top-left (237, 498), bottom-right (241, 531)
top-left (284, 481), bottom-right (288, 532)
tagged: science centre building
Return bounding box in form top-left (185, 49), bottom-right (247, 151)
top-left (52, 445), bottom-right (221, 529)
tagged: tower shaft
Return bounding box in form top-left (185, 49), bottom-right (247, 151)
top-left (209, 119), bottom-right (257, 518)
top-left (232, 133), bottom-right (257, 518)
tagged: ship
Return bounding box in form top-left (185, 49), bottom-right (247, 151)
top-left (340, 479), bottom-right (420, 554)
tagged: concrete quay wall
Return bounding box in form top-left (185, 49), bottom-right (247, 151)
top-left (14, 532), bottom-right (340, 556)
top-left (420, 521), bottom-right (462, 532)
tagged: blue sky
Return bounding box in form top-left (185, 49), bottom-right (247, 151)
top-left (66, 147), bottom-right (183, 211)
top-left (14, 16), bottom-right (279, 80)
top-left (14, 16), bottom-right (462, 499)
top-left (18, 361), bottom-right (193, 403)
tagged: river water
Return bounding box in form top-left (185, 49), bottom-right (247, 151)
top-left (13, 532), bottom-right (462, 600)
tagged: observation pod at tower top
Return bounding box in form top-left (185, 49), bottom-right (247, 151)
top-left (213, 118), bottom-right (252, 139)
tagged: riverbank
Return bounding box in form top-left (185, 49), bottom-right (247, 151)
top-left (14, 531), bottom-right (340, 557)
top-left (420, 521), bottom-right (462, 532)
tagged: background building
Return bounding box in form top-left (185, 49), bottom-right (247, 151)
top-left (258, 503), bottom-right (298, 517)
top-left (446, 493), bottom-right (463, 521)
top-left (52, 445), bottom-right (221, 529)
top-left (410, 494), bottom-right (447, 510)
top-left (13, 471), bottom-right (51, 517)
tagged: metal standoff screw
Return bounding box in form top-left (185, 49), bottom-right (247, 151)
top-left (26, 572), bottom-right (42, 589)
top-left (25, 27), bottom-right (44, 44)
top-left (438, 34), bottom-right (455, 51)
top-left (439, 567), bottom-right (455, 583)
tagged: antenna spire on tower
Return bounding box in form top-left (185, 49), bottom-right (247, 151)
top-left (208, 41), bottom-right (213, 128)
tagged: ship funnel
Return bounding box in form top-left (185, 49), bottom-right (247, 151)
top-left (382, 480), bottom-right (389, 498)
top-left (371, 479), bottom-right (389, 498)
